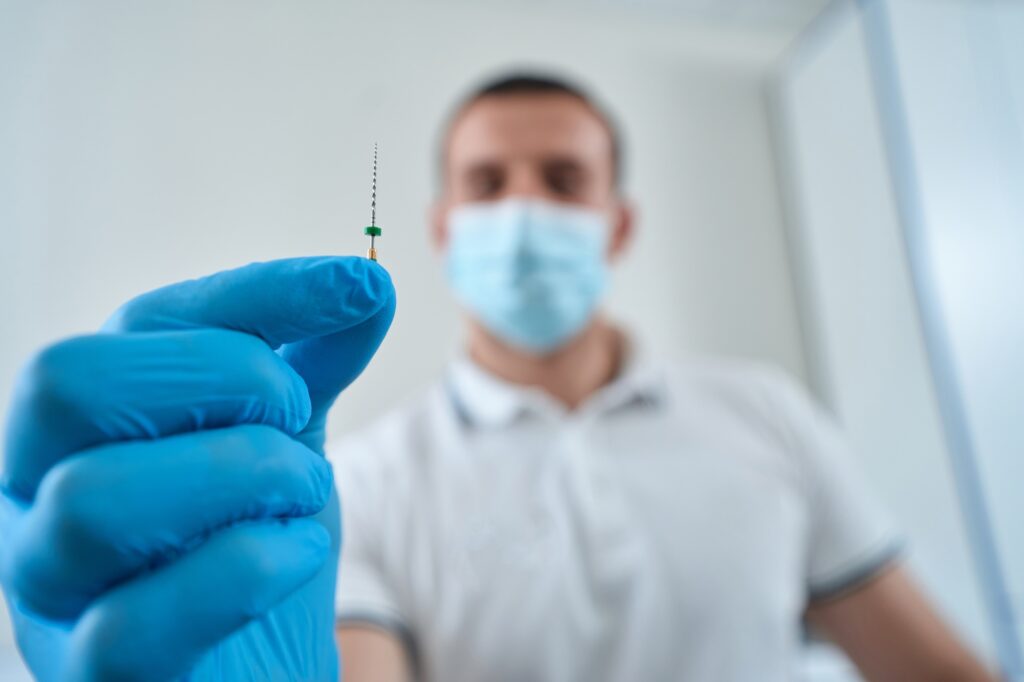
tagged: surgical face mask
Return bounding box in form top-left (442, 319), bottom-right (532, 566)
top-left (445, 198), bottom-right (611, 353)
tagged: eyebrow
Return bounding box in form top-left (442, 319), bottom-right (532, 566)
top-left (542, 156), bottom-right (588, 171)
top-left (460, 154), bottom-right (589, 171)
top-left (463, 160), bottom-right (503, 173)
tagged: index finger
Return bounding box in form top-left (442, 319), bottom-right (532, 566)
top-left (103, 256), bottom-right (393, 347)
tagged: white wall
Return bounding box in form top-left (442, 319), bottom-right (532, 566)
top-left (884, 1), bottom-right (1024, 644)
top-left (0, 0), bottom-right (800, 666)
top-left (775, 0), bottom-right (1019, 669)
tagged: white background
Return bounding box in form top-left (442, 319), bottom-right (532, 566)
top-left (885, 0), bottom-right (1024, 628)
top-left (777, 0), bottom-right (1024, 671)
top-left (777, 1), bottom-right (991, 659)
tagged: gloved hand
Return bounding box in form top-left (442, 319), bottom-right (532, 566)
top-left (0, 256), bottom-right (396, 681)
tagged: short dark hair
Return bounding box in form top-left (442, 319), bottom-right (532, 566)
top-left (438, 72), bottom-right (624, 189)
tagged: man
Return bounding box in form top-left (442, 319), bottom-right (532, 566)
top-left (331, 75), bottom-right (995, 681)
top-left (0, 74), bottom-right (993, 682)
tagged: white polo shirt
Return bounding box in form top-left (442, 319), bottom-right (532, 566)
top-left (328, 349), bottom-right (901, 682)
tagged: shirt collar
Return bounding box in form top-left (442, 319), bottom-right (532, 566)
top-left (445, 333), bottom-right (668, 429)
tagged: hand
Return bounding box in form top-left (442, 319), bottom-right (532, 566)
top-left (0, 256), bottom-right (396, 681)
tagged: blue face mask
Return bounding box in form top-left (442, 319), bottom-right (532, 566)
top-left (446, 198), bottom-right (611, 353)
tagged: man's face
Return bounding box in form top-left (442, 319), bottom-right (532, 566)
top-left (432, 93), bottom-right (632, 257)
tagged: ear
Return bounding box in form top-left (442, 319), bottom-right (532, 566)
top-left (430, 200), bottom-right (450, 253)
top-left (607, 199), bottom-right (635, 263)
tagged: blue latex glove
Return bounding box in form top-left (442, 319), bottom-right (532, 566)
top-left (0, 256), bottom-right (396, 681)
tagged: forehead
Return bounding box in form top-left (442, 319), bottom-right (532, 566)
top-left (446, 94), bottom-right (613, 166)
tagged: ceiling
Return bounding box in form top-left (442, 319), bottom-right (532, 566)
top-left (608, 0), bottom-right (832, 31)
top-left (456, 0), bottom-right (832, 32)
top-left (434, 0), bottom-right (833, 63)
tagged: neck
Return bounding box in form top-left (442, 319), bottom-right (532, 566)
top-left (466, 316), bottom-right (622, 410)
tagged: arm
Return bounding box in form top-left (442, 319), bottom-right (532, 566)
top-left (337, 625), bottom-right (413, 682)
top-left (806, 566), bottom-right (998, 682)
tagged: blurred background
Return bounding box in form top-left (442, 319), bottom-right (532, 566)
top-left (0, 0), bottom-right (1021, 679)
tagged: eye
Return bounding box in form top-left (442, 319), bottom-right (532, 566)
top-left (544, 162), bottom-right (586, 197)
top-left (465, 166), bottom-right (504, 199)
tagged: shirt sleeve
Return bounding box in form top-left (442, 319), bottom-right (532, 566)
top-left (761, 369), bottom-right (904, 601)
top-left (327, 434), bottom-right (412, 637)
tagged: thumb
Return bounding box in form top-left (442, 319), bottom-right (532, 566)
top-left (282, 288), bottom-right (396, 452)
top-left (103, 256), bottom-right (397, 449)
top-left (104, 256), bottom-right (394, 348)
